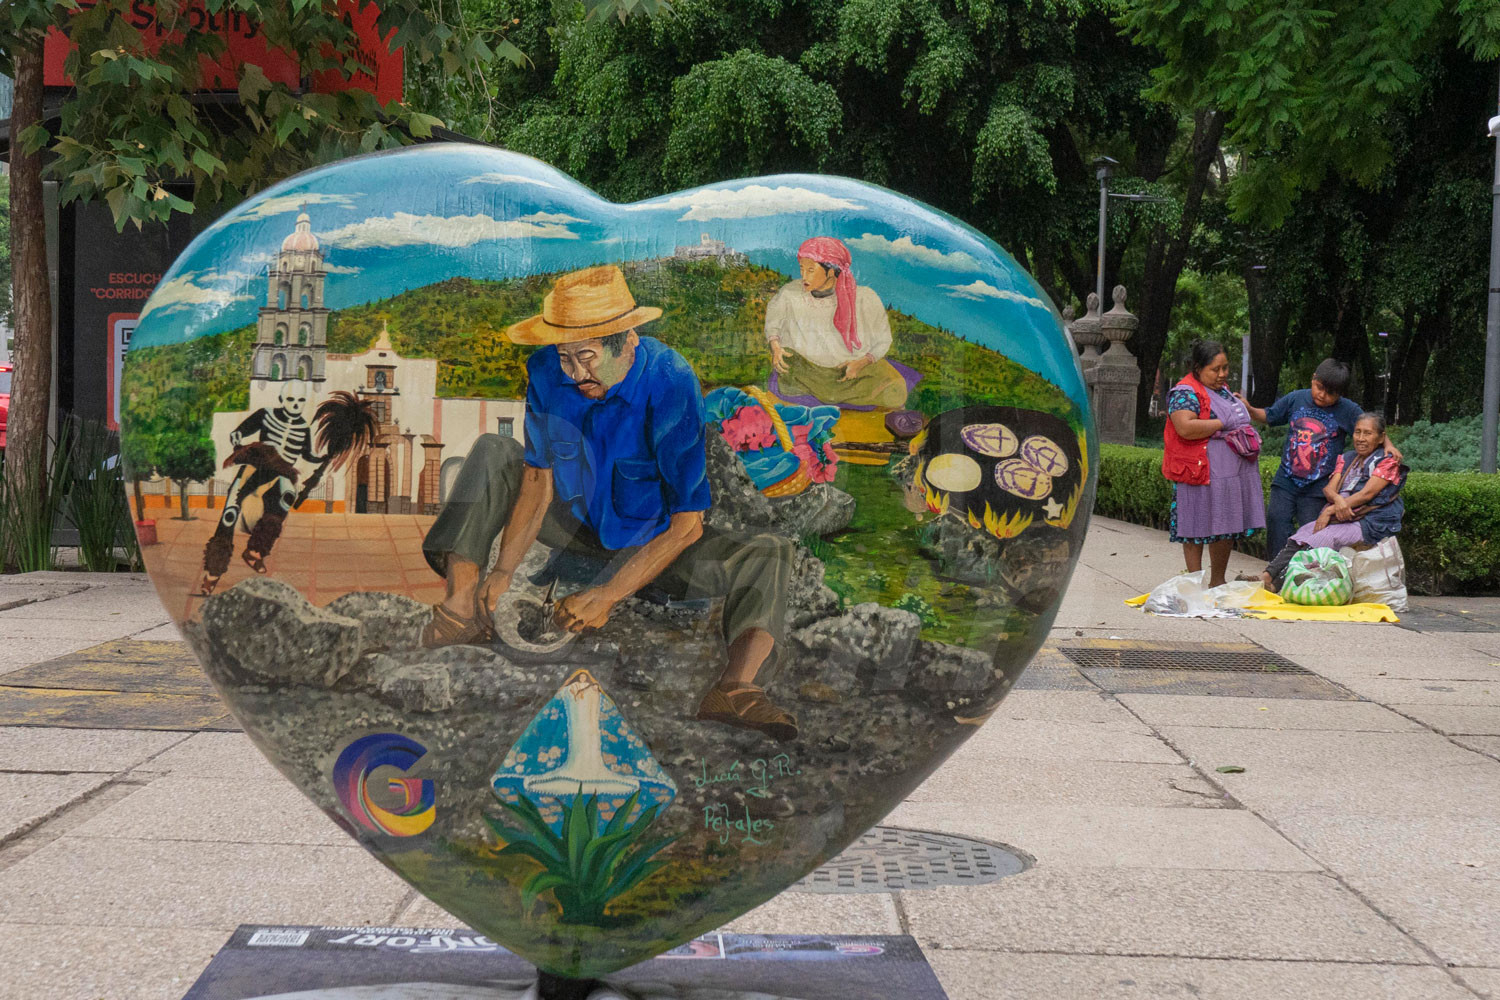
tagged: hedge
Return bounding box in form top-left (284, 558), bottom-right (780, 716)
top-left (1095, 444), bottom-right (1500, 595)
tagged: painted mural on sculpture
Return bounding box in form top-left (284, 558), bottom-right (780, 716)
top-left (120, 145), bottom-right (1094, 978)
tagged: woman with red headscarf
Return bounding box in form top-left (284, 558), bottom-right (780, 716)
top-left (764, 236), bottom-right (909, 409)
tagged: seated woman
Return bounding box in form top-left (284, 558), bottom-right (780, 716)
top-left (1259, 412), bottom-right (1405, 593)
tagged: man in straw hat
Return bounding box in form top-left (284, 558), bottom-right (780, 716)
top-left (420, 264), bottom-right (799, 743)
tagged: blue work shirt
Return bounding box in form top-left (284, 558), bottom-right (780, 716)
top-left (1264, 389), bottom-right (1365, 492)
top-left (522, 336), bottom-right (712, 550)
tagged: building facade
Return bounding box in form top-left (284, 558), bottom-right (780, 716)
top-left (251, 212), bottom-right (330, 383)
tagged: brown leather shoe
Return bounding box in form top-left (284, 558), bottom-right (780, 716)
top-left (696, 683), bottom-right (799, 743)
top-left (422, 602), bottom-right (492, 647)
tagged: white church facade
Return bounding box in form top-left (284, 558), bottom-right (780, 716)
top-left (209, 213), bottom-right (524, 515)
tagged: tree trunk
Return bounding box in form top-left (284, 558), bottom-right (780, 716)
top-left (1244, 262), bottom-right (1291, 406)
top-left (132, 479), bottom-right (145, 522)
top-left (1133, 110), bottom-right (1227, 431)
top-left (4, 41), bottom-right (52, 510)
top-left (177, 480), bottom-right (191, 520)
top-left (1398, 306), bottom-right (1444, 424)
top-left (1383, 304), bottom-right (1415, 420)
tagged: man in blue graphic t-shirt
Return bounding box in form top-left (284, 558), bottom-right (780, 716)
top-left (1240, 358), bottom-right (1400, 559)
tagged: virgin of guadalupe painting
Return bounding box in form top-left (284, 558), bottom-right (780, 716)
top-left (120, 145), bottom-right (1094, 979)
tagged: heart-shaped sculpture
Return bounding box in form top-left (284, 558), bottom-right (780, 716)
top-left (122, 146), bottom-right (1094, 979)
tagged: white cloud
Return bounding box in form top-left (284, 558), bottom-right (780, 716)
top-left (941, 280), bottom-right (1046, 309)
top-left (629, 184), bottom-right (865, 221)
top-left (322, 262), bottom-right (362, 275)
top-left (517, 211), bottom-right (588, 225)
top-left (139, 271), bottom-right (255, 322)
top-left (595, 235), bottom-right (623, 246)
top-left (317, 212), bottom-right (581, 250)
top-left (231, 191), bottom-right (360, 223)
top-left (848, 233), bottom-right (980, 271)
top-left (459, 172), bottom-right (560, 189)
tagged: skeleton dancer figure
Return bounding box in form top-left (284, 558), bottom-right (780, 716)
top-left (201, 385), bottom-right (377, 593)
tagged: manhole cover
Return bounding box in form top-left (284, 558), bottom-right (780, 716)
top-left (1056, 639), bottom-right (1310, 675)
top-left (795, 826), bottom-right (1028, 893)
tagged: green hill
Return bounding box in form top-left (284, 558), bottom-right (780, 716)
top-left (123, 260), bottom-right (1080, 453)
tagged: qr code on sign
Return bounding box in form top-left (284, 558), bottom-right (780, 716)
top-left (248, 929), bottom-right (310, 947)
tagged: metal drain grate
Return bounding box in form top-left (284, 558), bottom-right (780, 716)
top-left (1056, 639), bottom-right (1311, 675)
top-left (795, 826), bottom-right (1027, 894)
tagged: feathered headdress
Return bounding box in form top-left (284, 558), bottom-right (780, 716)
top-left (314, 391), bottom-right (379, 471)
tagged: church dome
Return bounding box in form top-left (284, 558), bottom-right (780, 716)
top-left (281, 212), bottom-right (320, 253)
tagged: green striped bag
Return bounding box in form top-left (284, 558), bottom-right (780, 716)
top-left (1282, 548), bottom-right (1354, 607)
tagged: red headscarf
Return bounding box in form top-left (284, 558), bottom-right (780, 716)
top-left (797, 236), bottom-right (860, 353)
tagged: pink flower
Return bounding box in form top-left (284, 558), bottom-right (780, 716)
top-left (720, 406), bottom-right (777, 451)
top-left (791, 424), bottom-right (839, 482)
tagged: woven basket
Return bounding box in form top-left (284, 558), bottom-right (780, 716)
top-left (740, 386), bottom-right (813, 497)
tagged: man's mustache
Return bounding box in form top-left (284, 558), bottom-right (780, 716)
top-left (573, 379), bottom-right (603, 392)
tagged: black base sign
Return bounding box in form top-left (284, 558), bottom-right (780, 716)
top-left (181, 925), bottom-right (950, 999)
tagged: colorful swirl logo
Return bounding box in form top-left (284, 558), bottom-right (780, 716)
top-left (332, 733), bottom-right (436, 837)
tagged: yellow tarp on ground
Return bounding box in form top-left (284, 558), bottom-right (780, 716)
top-left (1126, 588), bottom-right (1399, 623)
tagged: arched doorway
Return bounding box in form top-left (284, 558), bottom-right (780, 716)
top-left (355, 455), bottom-right (370, 513)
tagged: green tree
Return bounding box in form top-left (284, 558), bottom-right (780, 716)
top-left (0, 0), bottom-right (527, 512)
top-left (154, 430), bottom-right (216, 521)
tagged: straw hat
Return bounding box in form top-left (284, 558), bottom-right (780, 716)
top-left (507, 265), bottom-right (662, 345)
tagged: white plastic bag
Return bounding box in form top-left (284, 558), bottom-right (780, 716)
top-left (1142, 570), bottom-right (1260, 618)
top-left (1340, 536), bottom-right (1409, 612)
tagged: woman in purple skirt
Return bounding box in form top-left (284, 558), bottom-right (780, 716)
top-left (1161, 341), bottom-right (1267, 587)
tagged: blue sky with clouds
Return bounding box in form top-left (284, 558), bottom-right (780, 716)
top-left (134, 144), bottom-right (1088, 409)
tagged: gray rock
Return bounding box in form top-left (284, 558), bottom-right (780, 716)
top-left (326, 591), bottom-right (432, 652)
top-left (358, 655), bottom-right (455, 712)
top-left (905, 640), bottom-right (996, 713)
top-left (996, 530), bottom-right (1074, 614)
top-left (703, 432), bottom-right (776, 534)
top-left (791, 603), bottom-right (921, 693)
top-left (200, 577), bottom-right (364, 688)
top-left (916, 516), bottom-right (1003, 585)
top-left (768, 484), bottom-right (856, 538)
top-left (786, 546), bottom-right (842, 628)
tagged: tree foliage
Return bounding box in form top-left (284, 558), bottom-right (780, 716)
top-left (3, 0), bottom-right (520, 230)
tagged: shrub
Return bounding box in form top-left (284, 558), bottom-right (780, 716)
top-left (1096, 444), bottom-right (1500, 594)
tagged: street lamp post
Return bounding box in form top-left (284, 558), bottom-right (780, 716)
top-left (1481, 72), bottom-right (1500, 474)
top-left (1094, 157), bottom-right (1117, 310)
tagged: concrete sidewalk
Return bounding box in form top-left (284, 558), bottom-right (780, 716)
top-left (0, 517), bottom-right (1496, 999)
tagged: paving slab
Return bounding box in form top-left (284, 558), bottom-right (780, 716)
top-left (1297, 656), bottom-right (1500, 683)
top-left (1157, 726), bottom-right (1500, 818)
top-left (0, 726), bottom-right (185, 772)
top-left (1051, 619), bottom-right (1245, 642)
top-left (1344, 872), bottom-right (1500, 968)
top-left (0, 685), bottom-right (229, 730)
top-left (0, 772), bottom-right (111, 841)
top-left (0, 640), bottom-right (212, 696)
top-left (1116, 694), bottom-right (1422, 731)
top-left (69, 775), bottom-right (348, 846)
top-left (0, 588), bottom-right (172, 622)
top-left (925, 951), bottom-right (1474, 1000)
top-left (0, 615), bottom-right (167, 642)
top-left (966, 717), bottom-right (1183, 765)
top-left (884, 801), bottom-right (1318, 872)
top-left (0, 636), bottom-right (122, 677)
top-left (900, 868), bottom-right (1427, 962)
top-left (1388, 703), bottom-right (1500, 735)
top-left (134, 731), bottom-right (284, 781)
top-left (1461, 969), bottom-right (1500, 998)
top-left (0, 580), bottom-right (92, 610)
top-left (718, 891), bottom-right (903, 934)
top-left (0, 837), bottom-right (411, 928)
top-left (987, 689), bottom-right (1149, 726)
top-left (907, 756), bottom-right (1227, 808)
top-left (1337, 676), bottom-right (1500, 706)
top-left (0, 923), bottom-right (229, 1000)
top-left (132, 622), bottom-right (187, 642)
top-left (1455, 735), bottom-right (1500, 757)
top-left (1276, 813), bottom-right (1500, 878)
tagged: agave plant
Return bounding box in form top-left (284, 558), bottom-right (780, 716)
top-left (485, 788), bottom-right (677, 926)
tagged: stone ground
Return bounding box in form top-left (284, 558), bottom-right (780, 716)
top-left (0, 516), bottom-right (1497, 1000)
